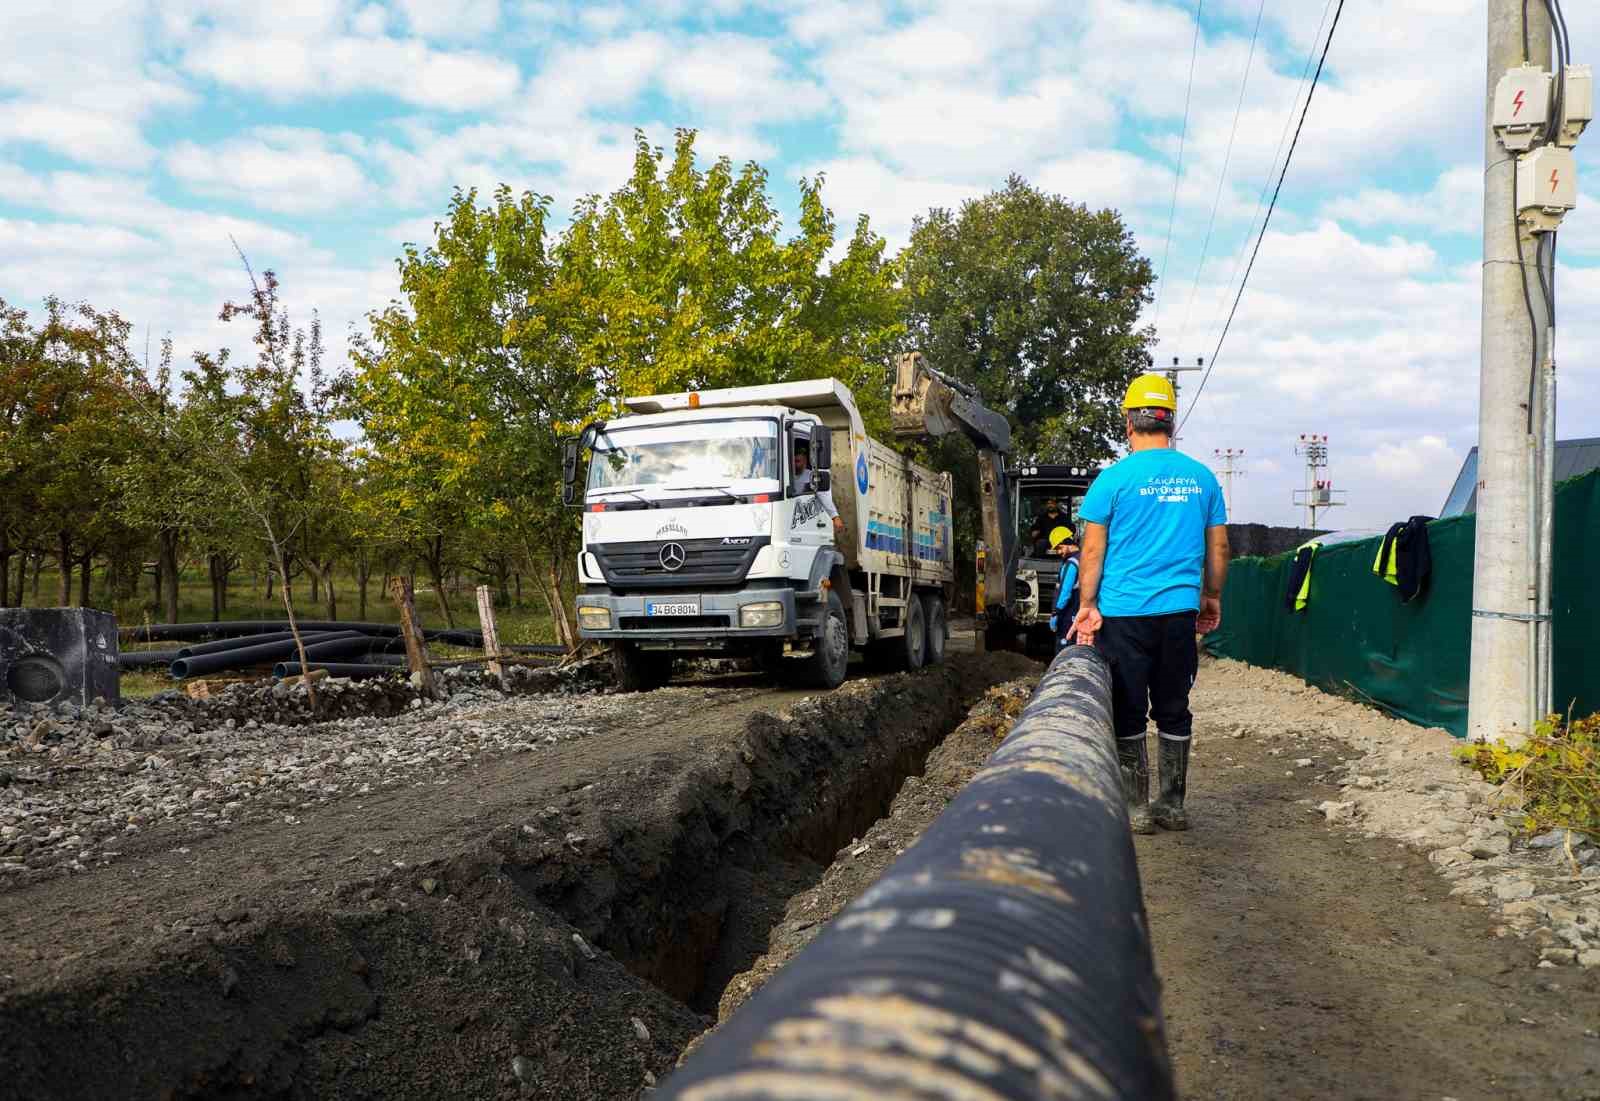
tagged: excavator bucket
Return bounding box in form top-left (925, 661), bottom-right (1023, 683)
top-left (890, 352), bottom-right (1012, 452)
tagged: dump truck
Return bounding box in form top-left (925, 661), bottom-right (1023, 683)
top-left (561, 377), bottom-right (956, 690)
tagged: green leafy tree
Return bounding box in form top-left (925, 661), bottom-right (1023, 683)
top-left (562, 129), bottom-right (904, 428)
top-left (899, 174), bottom-right (1155, 462)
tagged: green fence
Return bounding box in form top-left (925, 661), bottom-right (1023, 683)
top-left (1205, 469), bottom-right (1600, 738)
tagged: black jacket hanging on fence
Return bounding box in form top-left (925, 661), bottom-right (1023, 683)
top-left (1283, 542), bottom-right (1319, 612)
top-left (1372, 515), bottom-right (1434, 603)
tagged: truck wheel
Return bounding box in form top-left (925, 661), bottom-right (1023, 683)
top-left (902, 596), bottom-right (927, 671)
top-left (922, 594), bottom-right (947, 665)
top-left (612, 642), bottom-right (672, 692)
top-left (798, 590), bottom-right (850, 689)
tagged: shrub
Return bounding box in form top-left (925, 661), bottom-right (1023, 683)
top-left (1457, 711), bottom-right (1600, 840)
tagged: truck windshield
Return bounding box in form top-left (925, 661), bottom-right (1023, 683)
top-left (588, 418), bottom-right (780, 493)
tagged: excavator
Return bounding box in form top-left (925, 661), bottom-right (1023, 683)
top-left (890, 351), bottom-right (1097, 654)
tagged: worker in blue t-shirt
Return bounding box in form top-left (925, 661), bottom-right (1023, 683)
top-left (1071, 374), bottom-right (1230, 834)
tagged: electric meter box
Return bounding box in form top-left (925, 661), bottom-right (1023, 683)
top-left (1494, 64), bottom-right (1552, 151)
top-left (1559, 64), bottom-right (1594, 147)
top-left (1517, 145), bottom-right (1578, 232)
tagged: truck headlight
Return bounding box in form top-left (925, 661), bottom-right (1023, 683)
top-left (577, 606), bottom-right (611, 630)
top-left (739, 601), bottom-right (785, 628)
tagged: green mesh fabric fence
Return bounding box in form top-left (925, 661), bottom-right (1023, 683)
top-left (1204, 469), bottom-right (1600, 738)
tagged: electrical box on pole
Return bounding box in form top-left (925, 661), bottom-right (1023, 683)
top-left (1558, 64), bottom-right (1593, 147)
top-left (1494, 64), bottom-right (1552, 150)
top-left (1516, 145), bottom-right (1579, 232)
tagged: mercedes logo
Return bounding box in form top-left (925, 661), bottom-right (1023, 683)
top-left (659, 542), bottom-right (686, 571)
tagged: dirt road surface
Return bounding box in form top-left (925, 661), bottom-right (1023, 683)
top-left (1143, 657), bottom-right (1600, 1101)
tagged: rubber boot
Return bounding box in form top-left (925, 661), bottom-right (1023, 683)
top-left (1151, 737), bottom-right (1191, 831)
top-left (1117, 738), bottom-right (1156, 834)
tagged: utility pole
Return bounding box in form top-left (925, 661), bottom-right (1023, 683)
top-left (1292, 434), bottom-right (1343, 529)
top-left (1470, 1), bottom-right (1552, 744)
top-left (1165, 357), bottom-right (1205, 442)
top-left (1212, 448), bottom-right (1245, 518)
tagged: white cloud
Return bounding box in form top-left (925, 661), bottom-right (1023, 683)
top-left (398, 0), bottom-right (503, 40)
top-left (181, 32), bottom-right (521, 110)
top-left (167, 128), bottom-right (371, 214)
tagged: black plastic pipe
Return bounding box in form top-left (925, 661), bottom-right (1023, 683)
top-left (272, 661), bottom-right (403, 681)
top-left (168, 631), bottom-right (363, 679)
top-left (116, 649), bottom-right (183, 670)
top-left (659, 646), bottom-right (1174, 1101)
top-left (175, 631), bottom-right (301, 658)
top-left (121, 619), bottom-right (500, 648)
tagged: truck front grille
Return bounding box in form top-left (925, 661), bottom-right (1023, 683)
top-left (589, 537), bottom-right (770, 590)
top-left (617, 615), bottom-right (731, 631)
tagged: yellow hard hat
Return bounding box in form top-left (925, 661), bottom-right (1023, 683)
top-left (1122, 373), bottom-right (1178, 412)
top-left (1049, 525), bottom-right (1075, 548)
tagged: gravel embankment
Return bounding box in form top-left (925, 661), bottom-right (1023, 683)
top-left (0, 661), bottom-right (616, 888)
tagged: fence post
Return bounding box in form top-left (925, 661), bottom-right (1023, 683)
top-left (659, 645), bottom-right (1172, 1100)
top-left (475, 584), bottom-right (505, 689)
top-left (388, 576), bottom-right (435, 699)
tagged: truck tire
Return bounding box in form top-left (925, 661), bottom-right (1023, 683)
top-left (922, 593), bottom-right (947, 665)
top-left (612, 642), bottom-right (672, 692)
top-left (901, 595), bottom-right (927, 671)
top-left (797, 590), bottom-right (850, 689)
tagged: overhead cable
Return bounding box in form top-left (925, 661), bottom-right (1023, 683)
top-left (1173, 0), bottom-right (1267, 353)
top-left (1178, 0), bottom-right (1347, 434)
top-left (1151, 0), bottom-right (1205, 335)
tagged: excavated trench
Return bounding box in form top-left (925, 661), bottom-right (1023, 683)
top-left (0, 650), bottom-right (1037, 1101)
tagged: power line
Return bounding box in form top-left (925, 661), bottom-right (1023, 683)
top-left (1200, 0), bottom-right (1337, 356)
top-left (1151, 0), bottom-right (1204, 335)
top-left (1178, 0), bottom-right (1347, 434)
top-left (1173, 0), bottom-right (1266, 352)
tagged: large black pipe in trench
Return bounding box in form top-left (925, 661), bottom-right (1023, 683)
top-left (658, 646), bottom-right (1174, 1101)
top-left (175, 631), bottom-right (302, 658)
top-left (168, 631), bottom-right (366, 679)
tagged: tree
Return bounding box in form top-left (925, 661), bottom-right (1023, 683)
top-left (561, 128), bottom-right (904, 429)
top-left (898, 175), bottom-right (1155, 464)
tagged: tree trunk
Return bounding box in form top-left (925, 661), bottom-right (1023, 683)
top-left (265, 567), bottom-right (274, 603)
top-left (514, 570), bottom-right (522, 606)
top-left (208, 554), bottom-right (223, 621)
top-left (309, 570), bottom-right (320, 604)
top-left (78, 553), bottom-right (93, 608)
top-left (31, 552), bottom-right (42, 600)
top-left (425, 536), bottom-right (453, 626)
top-left (496, 558), bottom-right (510, 606)
top-left (0, 528), bottom-right (10, 608)
top-left (356, 549), bottom-right (372, 621)
top-left (548, 562), bottom-right (575, 649)
top-left (159, 531), bottom-right (180, 624)
top-left (57, 532), bottom-right (73, 606)
top-left (323, 560), bottom-right (337, 621)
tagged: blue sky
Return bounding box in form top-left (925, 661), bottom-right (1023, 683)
top-left (3, 0), bottom-right (1599, 528)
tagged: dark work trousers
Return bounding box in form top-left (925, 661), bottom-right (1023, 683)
top-left (1095, 611), bottom-right (1199, 744)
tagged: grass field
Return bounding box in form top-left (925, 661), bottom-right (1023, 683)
top-left (9, 565), bottom-right (564, 698)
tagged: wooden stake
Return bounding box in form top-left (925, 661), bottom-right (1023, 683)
top-left (475, 584), bottom-right (506, 689)
top-left (389, 576), bottom-right (436, 698)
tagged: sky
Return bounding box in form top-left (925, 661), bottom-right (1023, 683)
top-left (3, 0), bottom-right (1599, 530)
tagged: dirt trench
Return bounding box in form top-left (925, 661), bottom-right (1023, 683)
top-left (0, 650), bottom-right (1035, 1100)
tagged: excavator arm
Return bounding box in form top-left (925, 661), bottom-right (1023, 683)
top-left (890, 352), bottom-right (1015, 631)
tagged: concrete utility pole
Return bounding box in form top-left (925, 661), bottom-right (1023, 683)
top-left (1292, 434), bottom-right (1343, 528)
top-left (1165, 357), bottom-right (1205, 443)
top-left (1212, 448), bottom-right (1245, 518)
top-left (1470, 1), bottom-right (1552, 743)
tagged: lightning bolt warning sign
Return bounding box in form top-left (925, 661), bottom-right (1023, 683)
top-left (1551, 168), bottom-right (1561, 193)
top-left (1513, 89), bottom-right (1526, 116)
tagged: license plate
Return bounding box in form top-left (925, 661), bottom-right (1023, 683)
top-left (646, 601), bottom-right (700, 616)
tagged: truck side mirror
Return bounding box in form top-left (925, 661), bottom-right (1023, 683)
top-left (560, 438), bottom-right (580, 507)
top-left (814, 470), bottom-right (831, 493)
top-left (812, 425), bottom-right (833, 471)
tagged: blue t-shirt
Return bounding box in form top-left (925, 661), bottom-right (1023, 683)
top-left (1078, 447), bottom-right (1226, 617)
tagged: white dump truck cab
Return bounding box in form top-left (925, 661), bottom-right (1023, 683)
top-left (562, 379), bottom-right (954, 691)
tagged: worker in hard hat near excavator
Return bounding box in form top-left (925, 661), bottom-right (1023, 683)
top-left (1071, 374), bottom-right (1230, 833)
